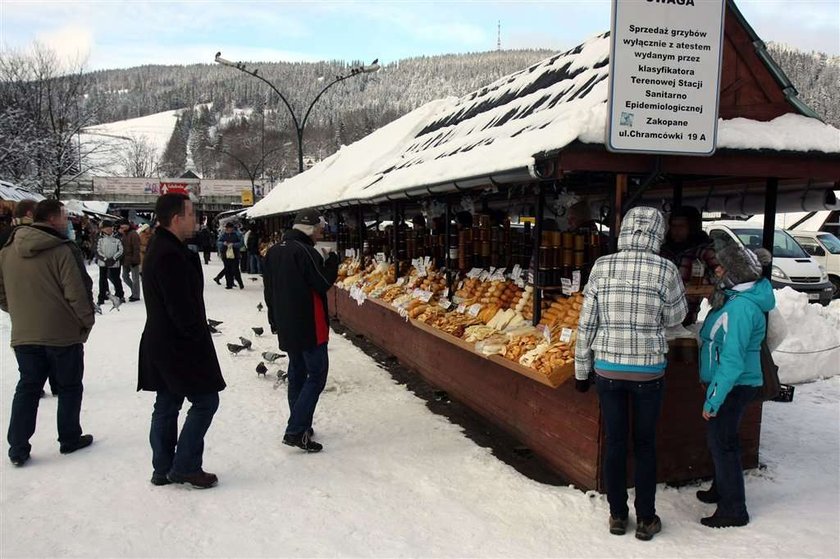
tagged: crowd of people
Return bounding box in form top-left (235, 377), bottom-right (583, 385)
top-left (0, 197), bottom-right (773, 540)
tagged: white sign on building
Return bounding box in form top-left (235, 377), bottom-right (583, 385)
top-left (607, 0), bottom-right (726, 156)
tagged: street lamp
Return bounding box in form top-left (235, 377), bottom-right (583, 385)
top-left (215, 52), bottom-right (380, 174)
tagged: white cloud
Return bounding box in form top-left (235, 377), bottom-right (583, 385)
top-left (35, 25), bottom-right (94, 64)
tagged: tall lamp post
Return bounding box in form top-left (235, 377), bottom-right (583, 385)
top-left (215, 52), bottom-right (380, 174)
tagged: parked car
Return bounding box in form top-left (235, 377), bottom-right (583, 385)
top-left (704, 221), bottom-right (833, 305)
top-left (790, 230), bottom-right (840, 299)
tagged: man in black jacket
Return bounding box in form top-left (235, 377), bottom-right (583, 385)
top-left (263, 208), bottom-right (338, 452)
top-left (138, 194), bottom-right (225, 488)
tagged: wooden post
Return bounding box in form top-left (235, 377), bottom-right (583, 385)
top-left (610, 174), bottom-right (628, 253)
top-left (762, 178), bottom-right (779, 278)
top-left (357, 205), bottom-right (365, 255)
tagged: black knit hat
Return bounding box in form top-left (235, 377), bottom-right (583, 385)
top-left (294, 208), bottom-right (323, 226)
top-left (714, 237), bottom-right (772, 285)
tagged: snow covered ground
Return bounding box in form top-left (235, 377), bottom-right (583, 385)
top-left (1, 262), bottom-right (838, 558)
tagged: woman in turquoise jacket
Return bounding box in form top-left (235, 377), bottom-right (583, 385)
top-left (698, 240), bottom-right (773, 529)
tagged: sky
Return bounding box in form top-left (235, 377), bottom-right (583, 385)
top-left (0, 1), bottom-right (838, 71)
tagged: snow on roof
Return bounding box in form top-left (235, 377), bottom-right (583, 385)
top-left (0, 181), bottom-right (46, 202)
top-left (249, 31), bottom-right (840, 219)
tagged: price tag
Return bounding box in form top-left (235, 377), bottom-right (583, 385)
top-left (561, 278), bottom-right (572, 296)
top-left (491, 269), bottom-right (506, 282)
top-left (344, 249), bottom-right (352, 258)
top-left (424, 256), bottom-right (432, 269)
top-left (375, 252), bottom-right (386, 263)
top-left (467, 268), bottom-right (482, 279)
top-left (515, 278), bottom-right (526, 288)
top-left (559, 328), bottom-right (574, 344)
top-left (420, 290), bottom-right (434, 303)
top-left (537, 324), bottom-right (551, 344)
top-left (396, 277), bottom-right (405, 286)
top-left (412, 288), bottom-right (423, 299)
top-left (442, 287), bottom-right (450, 297)
top-left (478, 270), bottom-right (490, 282)
top-left (468, 303), bottom-right (483, 317)
top-left (457, 304), bottom-right (467, 314)
top-left (439, 299), bottom-right (452, 310)
top-left (511, 264), bottom-right (522, 280)
top-left (571, 270), bottom-right (581, 293)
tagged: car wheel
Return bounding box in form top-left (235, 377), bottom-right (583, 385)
top-left (830, 276), bottom-right (840, 300)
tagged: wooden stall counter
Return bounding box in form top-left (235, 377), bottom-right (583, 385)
top-left (330, 287), bottom-right (762, 491)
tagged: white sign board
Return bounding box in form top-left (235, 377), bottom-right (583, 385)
top-left (607, 0), bottom-right (726, 156)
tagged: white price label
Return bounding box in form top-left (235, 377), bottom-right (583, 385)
top-left (396, 277), bottom-right (406, 286)
top-left (561, 278), bottom-right (572, 296)
top-left (412, 288), bottom-right (423, 299)
top-left (468, 303), bottom-right (483, 317)
top-left (344, 249), bottom-right (352, 258)
top-left (420, 290), bottom-right (434, 303)
top-left (439, 299), bottom-right (452, 310)
top-left (457, 304), bottom-right (467, 314)
top-left (467, 268), bottom-right (482, 279)
top-left (375, 252), bottom-right (386, 263)
top-left (424, 256), bottom-right (432, 269)
top-left (571, 270), bottom-right (581, 293)
top-left (491, 269), bottom-right (506, 282)
top-left (511, 264), bottom-right (522, 280)
top-left (515, 278), bottom-right (526, 288)
top-left (559, 328), bottom-right (574, 344)
top-left (537, 324), bottom-right (551, 344)
top-left (442, 287), bottom-right (450, 297)
top-left (478, 271), bottom-right (490, 282)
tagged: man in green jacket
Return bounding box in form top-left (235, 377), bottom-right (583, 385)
top-left (0, 199), bottom-right (96, 467)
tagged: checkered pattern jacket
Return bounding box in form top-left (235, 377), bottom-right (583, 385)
top-left (575, 208), bottom-right (688, 379)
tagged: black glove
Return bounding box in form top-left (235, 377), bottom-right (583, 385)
top-left (270, 324), bottom-right (277, 335)
top-left (104, 258), bottom-right (116, 267)
top-left (575, 377), bottom-right (591, 393)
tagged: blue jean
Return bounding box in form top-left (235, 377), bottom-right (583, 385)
top-left (595, 375), bottom-right (664, 519)
top-left (286, 343), bottom-right (329, 436)
top-left (8, 344), bottom-right (85, 459)
top-left (149, 390), bottom-right (219, 476)
top-left (248, 253), bottom-right (262, 274)
top-left (706, 385), bottom-right (760, 518)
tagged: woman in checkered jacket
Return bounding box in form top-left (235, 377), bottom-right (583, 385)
top-left (574, 206), bottom-right (688, 541)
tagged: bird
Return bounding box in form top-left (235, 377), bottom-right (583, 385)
top-left (252, 327), bottom-right (264, 336)
top-left (262, 351), bottom-right (285, 363)
top-left (108, 294), bottom-right (123, 312)
top-left (256, 362), bottom-right (267, 376)
top-left (276, 370), bottom-right (288, 381)
top-left (249, 277), bottom-right (259, 282)
top-left (208, 319), bottom-right (223, 328)
top-left (371, 58), bottom-right (379, 65)
top-left (257, 303), bottom-right (264, 312)
top-left (215, 51), bottom-right (221, 59)
top-left (226, 343), bottom-right (246, 355)
top-left (209, 324), bottom-right (220, 335)
top-left (238, 337), bottom-right (252, 349)
top-left (94, 304), bottom-right (103, 315)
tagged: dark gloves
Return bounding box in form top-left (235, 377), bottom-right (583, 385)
top-left (575, 376), bottom-right (591, 393)
top-left (104, 258), bottom-right (116, 267)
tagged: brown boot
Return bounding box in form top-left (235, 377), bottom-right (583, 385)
top-left (167, 470), bottom-right (218, 489)
top-left (609, 516), bottom-right (628, 535)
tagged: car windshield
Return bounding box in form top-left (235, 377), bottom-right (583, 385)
top-left (817, 233), bottom-right (840, 254)
top-left (733, 229), bottom-right (809, 258)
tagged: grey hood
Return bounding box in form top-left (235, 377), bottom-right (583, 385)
top-left (617, 207), bottom-right (666, 253)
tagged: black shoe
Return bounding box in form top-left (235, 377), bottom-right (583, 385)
top-left (120, 297), bottom-right (126, 304)
top-left (40, 389), bottom-right (46, 398)
top-left (129, 297), bottom-right (140, 302)
top-left (225, 286), bottom-right (233, 290)
top-left (609, 516), bottom-right (627, 535)
top-left (701, 512), bottom-right (749, 528)
top-left (238, 285), bottom-right (244, 290)
top-left (214, 277), bottom-right (221, 285)
top-left (10, 454), bottom-right (30, 467)
top-left (150, 472), bottom-right (172, 486)
top-left (635, 515), bottom-right (662, 541)
top-left (283, 432), bottom-right (323, 453)
top-left (167, 470), bottom-right (218, 489)
top-left (696, 487), bottom-right (720, 504)
top-left (59, 434), bottom-right (93, 454)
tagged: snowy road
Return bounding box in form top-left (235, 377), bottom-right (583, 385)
top-left (1, 262), bottom-right (838, 558)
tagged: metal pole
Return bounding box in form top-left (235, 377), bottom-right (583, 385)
top-left (533, 183), bottom-right (545, 326)
top-left (762, 177), bottom-right (779, 278)
top-left (392, 201), bottom-right (400, 281)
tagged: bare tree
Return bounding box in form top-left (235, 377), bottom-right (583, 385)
top-left (119, 134), bottom-right (160, 177)
top-left (0, 43), bottom-right (111, 197)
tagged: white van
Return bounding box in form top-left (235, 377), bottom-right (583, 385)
top-left (789, 231), bottom-right (840, 299)
top-left (703, 221), bottom-right (833, 305)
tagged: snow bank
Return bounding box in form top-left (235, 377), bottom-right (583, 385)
top-left (772, 288), bottom-right (840, 383)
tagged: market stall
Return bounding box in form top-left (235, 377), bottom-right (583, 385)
top-left (249, 1), bottom-right (840, 490)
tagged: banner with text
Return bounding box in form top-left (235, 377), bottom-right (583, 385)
top-left (607, 0), bottom-right (726, 156)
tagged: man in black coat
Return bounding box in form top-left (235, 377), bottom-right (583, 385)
top-left (138, 194), bottom-right (225, 489)
top-left (263, 208), bottom-right (338, 452)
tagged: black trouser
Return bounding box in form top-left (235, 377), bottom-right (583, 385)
top-left (595, 375), bottom-right (664, 520)
top-left (150, 389), bottom-right (219, 476)
top-left (8, 344), bottom-right (85, 460)
top-left (222, 257), bottom-right (243, 288)
top-left (706, 385), bottom-right (760, 518)
top-left (98, 266), bottom-right (124, 304)
top-left (203, 249), bottom-right (212, 264)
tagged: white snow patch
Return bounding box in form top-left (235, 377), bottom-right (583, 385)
top-left (0, 262), bottom-right (838, 557)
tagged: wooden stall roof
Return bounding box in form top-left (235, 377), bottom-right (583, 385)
top-left (249, 0), bottom-right (839, 220)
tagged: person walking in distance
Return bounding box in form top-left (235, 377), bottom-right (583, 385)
top-left (119, 221), bottom-right (142, 302)
top-left (0, 200), bottom-right (96, 466)
top-left (574, 207), bottom-right (687, 541)
top-left (216, 222), bottom-right (243, 289)
top-left (138, 194), bottom-right (225, 488)
top-left (263, 208), bottom-right (339, 452)
top-left (95, 220), bottom-right (125, 305)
